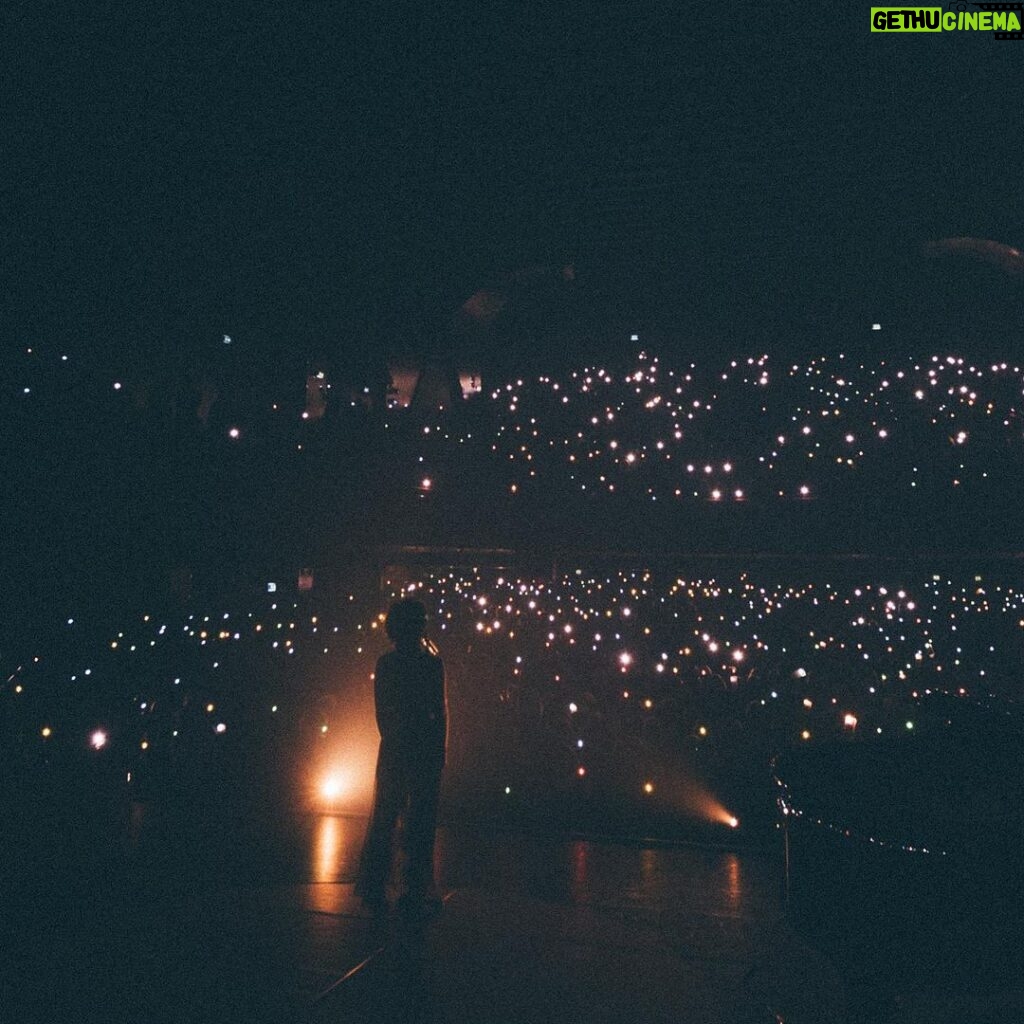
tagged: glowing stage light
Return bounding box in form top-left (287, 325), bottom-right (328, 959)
top-left (700, 796), bottom-right (741, 829)
top-left (320, 773), bottom-right (348, 801)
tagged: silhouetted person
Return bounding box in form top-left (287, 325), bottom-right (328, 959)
top-left (357, 599), bottom-right (447, 914)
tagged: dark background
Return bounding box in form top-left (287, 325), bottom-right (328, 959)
top-left (4, 4), bottom-right (1022, 366)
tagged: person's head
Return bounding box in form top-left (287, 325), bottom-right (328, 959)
top-left (385, 598), bottom-right (427, 648)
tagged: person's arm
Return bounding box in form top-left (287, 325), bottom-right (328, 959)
top-left (435, 657), bottom-right (448, 764)
top-left (374, 656), bottom-right (401, 739)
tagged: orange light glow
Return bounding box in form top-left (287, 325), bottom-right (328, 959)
top-left (320, 771), bottom-right (350, 802)
top-left (699, 795), bottom-right (741, 830)
top-left (307, 708), bottom-right (381, 813)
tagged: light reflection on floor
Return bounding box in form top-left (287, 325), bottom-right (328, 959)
top-left (11, 804), bottom-right (1022, 1022)
top-left (723, 852), bottom-right (743, 910)
top-left (312, 813), bottom-right (345, 882)
top-left (120, 803), bottom-right (766, 912)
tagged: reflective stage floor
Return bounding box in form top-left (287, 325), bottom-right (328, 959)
top-left (0, 806), bottom-right (1018, 1023)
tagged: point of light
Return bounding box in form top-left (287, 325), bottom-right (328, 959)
top-left (90, 730), bottom-right (107, 750)
top-left (320, 771), bottom-right (351, 801)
